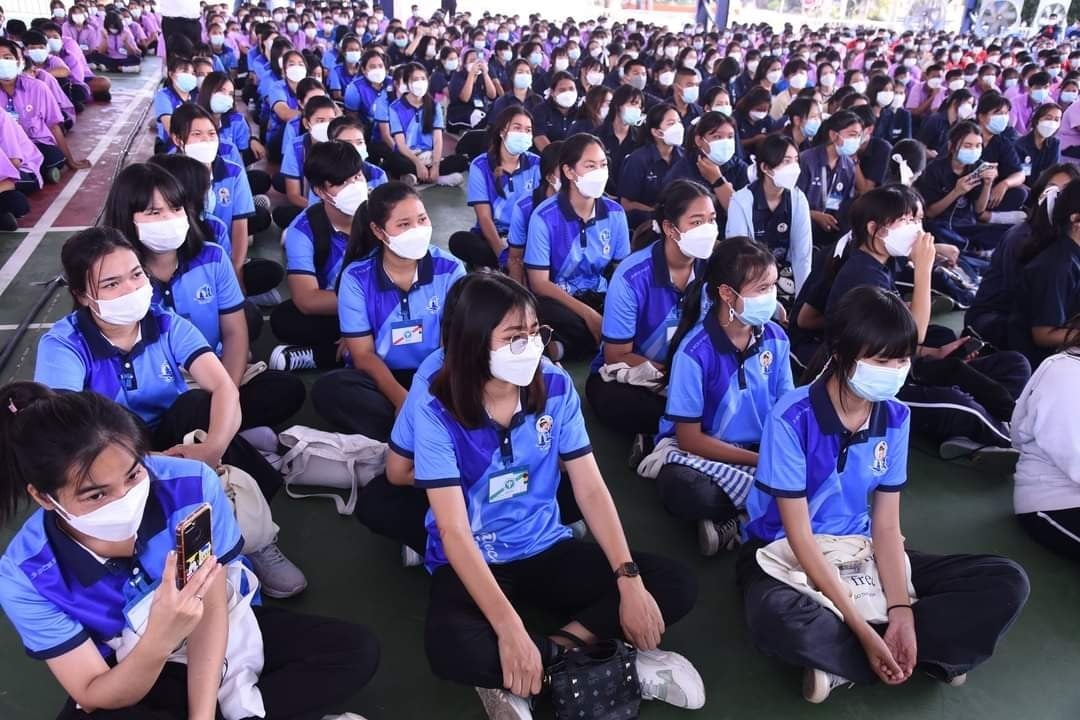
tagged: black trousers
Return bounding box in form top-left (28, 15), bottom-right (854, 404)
top-left (380, 151), bottom-right (469, 180)
top-left (584, 373), bottom-right (666, 436)
top-left (241, 258), bottom-right (284, 299)
top-left (240, 369), bottom-right (306, 430)
top-left (448, 229), bottom-right (500, 270)
top-left (246, 168), bottom-right (271, 196)
top-left (356, 472), bottom-right (585, 554)
top-left (311, 367), bottom-right (416, 442)
top-left (0, 188), bottom-right (29, 218)
top-left (425, 539), bottom-right (698, 689)
top-left (738, 546), bottom-right (1029, 685)
top-left (150, 390), bottom-right (282, 501)
top-left (536, 295), bottom-right (600, 362)
top-left (1017, 509), bottom-right (1080, 561)
top-left (271, 203), bottom-right (303, 230)
top-left (655, 463), bottom-right (741, 523)
top-left (161, 16), bottom-right (202, 49)
top-left (268, 300), bottom-right (340, 368)
top-left (55, 606), bottom-right (379, 720)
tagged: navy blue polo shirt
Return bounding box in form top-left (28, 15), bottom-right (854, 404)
top-left (34, 307), bottom-right (212, 427)
top-left (736, 111), bottom-right (775, 145)
top-left (150, 242), bottom-right (245, 354)
top-left (466, 152), bottom-right (542, 234)
top-left (983, 132), bottom-right (1022, 178)
top-left (860, 137), bottom-right (892, 187)
top-left (916, 110), bottom-right (950, 155)
top-left (969, 223), bottom-right (1028, 321)
top-left (1016, 132), bottom-right (1061, 188)
top-left (617, 143), bottom-right (684, 207)
top-left (678, 102), bottom-right (703, 129)
top-left (532, 101), bottom-right (577, 142)
top-left (1011, 238), bottom-right (1080, 364)
top-left (524, 192), bottom-right (631, 295)
top-left (284, 203), bottom-right (350, 291)
top-left (595, 239), bottom-right (703, 372)
top-left (413, 360), bottom-right (592, 572)
top-left (873, 106), bottom-right (912, 143)
top-left (0, 455), bottom-right (243, 660)
top-left (595, 121), bottom-right (637, 182)
top-left (338, 246), bottom-right (465, 371)
top-left (448, 70), bottom-right (491, 118)
top-left (489, 91), bottom-right (543, 121)
top-left (797, 144), bottom-right (856, 230)
top-left (915, 155), bottom-right (981, 227)
top-left (663, 149), bottom-right (750, 191)
top-left (825, 249), bottom-right (899, 314)
top-left (744, 378), bottom-right (910, 543)
top-left (659, 314), bottom-right (795, 444)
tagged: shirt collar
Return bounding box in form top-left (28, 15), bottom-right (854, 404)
top-left (703, 308), bottom-right (762, 357)
top-left (556, 191), bottom-right (607, 224)
top-left (76, 306), bottom-right (161, 360)
top-left (649, 239), bottom-right (702, 290)
top-left (809, 376), bottom-right (889, 438)
top-left (373, 246), bottom-right (434, 291)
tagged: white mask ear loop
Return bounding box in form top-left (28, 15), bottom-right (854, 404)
top-left (811, 355), bottom-right (833, 384)
top-left (891, 153), bottom-right (914, 186)
top-left (1040, 184), bottom-right (1061, 223)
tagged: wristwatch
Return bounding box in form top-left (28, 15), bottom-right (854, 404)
top-left (613, 561), bottom-right (640, 580)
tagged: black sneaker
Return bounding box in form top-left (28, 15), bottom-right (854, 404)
top-left (268, 344), bottom-right (317, 372)
top-left (0, 211), bottom-right (18, 232)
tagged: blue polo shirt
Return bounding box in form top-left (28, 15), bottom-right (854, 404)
top-left (281, 116), bottom-right (302, 154)
top-left (388, 347), bottom-right (445, 459)
top-left (0, 455), bottom-right (243, 661)
top-left (744, 379), bottom-right (910, 543)
top-left (524, 193), bottom-right (630, 295)
top-left (207, 154), bottom-right (255, 229)
top-left (328, 62), bottom-right (361, 94)
top-left (343, 76), bottom-right (388, 126)
top-left (797, 145), bottom-right (856, 232)
top-left (466, 151), bottom-right (542, 234)
top-left (413, 360), bottom-right (592, 572)
top-left (152, 85), bottom-right (187, 143)
top-left (596, 240), bottom-right (702, 372)
top-left (388, 98), bottom-right (445, 154)
top-left (617, 143), bottom-right (684, 207)
top-left (281, 133), bottom-right (318, 202)
top-left (532, 101), bottom-right (577, 142)
top-left (362, 161), bottom-right (389, 191)
top-left (659, 314), bottom-right (794, 443)
top-left (284, 203), bottom-right (350, 290)
top-left (204, 209), bottom-right (232, 259)
top-left (265, 78), bottom-right (299, 141)
top-left (508, 193), bottom-right (539, 249)
top-left (217, 110), bottom-right (252, 153)
top-left (34, 307), bottom-right (212, 427)
top-left (151, 242), bottom-right (245, 354)
top-left (211, 45), bottom-right (238, 74)
top-left (338, 246), bottom-right (465, 370)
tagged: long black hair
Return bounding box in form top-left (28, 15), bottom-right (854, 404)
top-left (486, 106), bottom-right (534, 199)
top-left (828, 185), bottom-right (921, 282)
top-left (1017, 165), bottom-right (1080, 265)
top-left (103, 163), bottom-right (205, 265)
top-left (340, 181), bottom-right (422, 276)
top-left (430, 273), bottom-right (547, 427)
top-left (663, 236), bottom-right (777, 383)
top-left (400, 61), bottom-right (436, 134)
top-left (60, 227), bottom-right (142, 310)
top-left (0, 383), bottom-right (147, 524)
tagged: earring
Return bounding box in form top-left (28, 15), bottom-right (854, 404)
top-left (728, 306), bottom-right (735, 323)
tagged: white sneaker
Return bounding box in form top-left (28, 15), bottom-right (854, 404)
top-left (802, 667), bottom-right (852, 704)
top-left (401, 545), bottom-right (424, 567)
top-left (636, 648), bottom-right (705, 709)
top-left (947, 673), bottom-right (968, 687)
top-left (401, 173), bottom-right (418, 187)
top-left (247, 543), bottom-right (308, 598)
top-left (436, 171), bottom-right (465, 187)
top-left (322, 714), bottom-right (368, 719)
top-left (475, 687), bottom-right (532, 719)
top-left (269, 344), bottom-right (318, 372)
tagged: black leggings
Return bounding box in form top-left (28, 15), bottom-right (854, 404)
top-left (56, 606), bottom-right (379, 720)
top-left (1017, 509), bottom-right (1080, 561)
top-left (241, 258), bottom-right (285, 298)
top-left (0, 188), bottom-right (29, 218)
top-left (425, 539), bottom-right (698, 689)
top-left (239, 369), bottom-right (306, 429)
top-left (380, 151), bottom-right (469, 180)
top-left (311, 367), bottom-right (416, 442)
top-left (268, 300), bottom-right (340, 368)
top-left (584, 373), bottom-right (666, 436)
top-left (448, 229), bottom-right (501, 270)
top-left (271, 203), bottom-right (303, 230)
top-left (150, 390), bottom-right (282, 502)
top-left (536, 295), bottom-right (601, 361)
top-left (655, 463), bottom-right (740, 523)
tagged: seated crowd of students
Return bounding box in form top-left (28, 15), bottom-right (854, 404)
top-left (8, 2), bottom-right (1080, 718)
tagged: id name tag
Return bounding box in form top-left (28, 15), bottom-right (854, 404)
top-left (391, 321), bottom-right (424, 346)
top-left (122, 588), bottom-right (155, 633)
top-left (488, 466), bottom-right (529, 503)
top-left (667, 325), bottom-right (677, 342)
top-left (825, 191), bottom-right (843, 212)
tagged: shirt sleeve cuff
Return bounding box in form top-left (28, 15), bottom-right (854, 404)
top-left (286, 269), bottom-right (317, 276)
top-left (183, 346), bottom-right (214, 371)
top-left (26, 630), bottom-right (90, 660)
top-left (875, 482), bottom-right (906, 493)
top-left (388, 438), bottom-right (414, 459)
top-left (341, 330), bottom-right (373, 338)
top-left (414, 476), bottom-right (462, 489)
top-left (753, 479), bottom-right (806, 498)
top-left (219, 536), bottom-right (245, 565)
top-left (559, 444), bottom-right (592, 462)
top-left (219, 302), bottom-right (245, 315)
top-left (600, 334), bottom-right (634, 344)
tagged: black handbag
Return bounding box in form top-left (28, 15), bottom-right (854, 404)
top-left (546, 640), bottom-right (641, 720)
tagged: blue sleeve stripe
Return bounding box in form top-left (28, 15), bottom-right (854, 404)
top-left (665, 413), bottom-right (703, 423)
top-left (875, 483), bottom-right (906, 493)
top-left (218, 302), bottom-right (245, 315)
top-left (600, 334), bottom-right (635, 344)
top-left (467, 200), bottom-right (489, 207)
top-left (341, 330), bottom-right (374, 338)
top-left (183, 346), bottom-right (214, 371)
top-left (287, 269), bottom-right (317, 276)
top-left (231, 211), bottom-right (255, 220)
top-left (753, 479), bottom-right (806, 499)
top-left (524, 263), bottom-right (548, 270)
top-left (559, 444), bottom-right (593, 462)
top-left (414, 476), bottom-right (461, 488)
top-left (219, 536), bottom-right (245, 565)
top-left (388, 438), bottom-right (414, 459)
top-left (282, 172), bottom-right (302, 179)
top-left (26, 630), bottom-right (90, 660)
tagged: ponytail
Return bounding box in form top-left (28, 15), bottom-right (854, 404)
top-left (338, 181), bottom-right (422, 289)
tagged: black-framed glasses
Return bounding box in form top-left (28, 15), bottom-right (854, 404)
top-left (508, 325), bottom-right (554, 355)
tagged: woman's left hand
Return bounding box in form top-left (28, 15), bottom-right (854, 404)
top-left (618, 580), bottom-right (665, 651)
top-left (163, 442), bottom-right (224, 469)
top-left (987, 181), bottom-right (1008, 209)
top-left (882, 608), bottom-right (917, 680)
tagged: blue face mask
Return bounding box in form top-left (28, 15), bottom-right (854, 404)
top-left (956, 146), bottom-right (981, 165)
top-left (987, 113), bottom-right (1008, 134)
top-left (734, 286), bottom-right (777, 327)
top-left (848, 359), bottom-right (910, 402)
top-left (621, 105), bottom-right (642, 126)
top-left (837, 135), bottom-right (860, 157)
top-left (174, 72), bottom-right (198, 93)
top-left (1031, 88), bottom-right (1049, 104)
top-left (803, 117), bottom-right (821, 137)
top-left (707, 137), bottom-right (736, 166)
top-left (504, 130), bottom-right (533, 155)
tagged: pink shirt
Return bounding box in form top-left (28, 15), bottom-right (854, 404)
top-left (0, 75), bottom-right (64, 146)
top-left (0, 110), bottom-right (44, 186)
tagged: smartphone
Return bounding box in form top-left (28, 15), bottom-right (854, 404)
top-left (948, 336), bottom-right (985, 360)
top-left (174, 503), bottom-right (212, 590)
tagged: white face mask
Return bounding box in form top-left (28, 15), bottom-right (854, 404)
top-left (184, 139), bottom-right (219, 165)
top-left (883, 221), bottom-right (920, 257)
top-left (749, 109), bottom-right (768, 122)
top-left (766, 69), bottom-right (782, 84)
top-left (489, 334), bottom-right (544, 386)
top-left (93, 281), bottom-right (153, 325)
top-left (851, 80), bottom-right (867, 94)
top-left (286, 64), bottom-right (308, 83)
top-left (657, 70), bottom-right (675, 86)
top-left (51, 473), bottom-right (151, 543)
top-left (926, 76), bottom-right (942, 89)
top-left (661, 122), bottom-right (685, 146)
top-left (1036, 120), bottom-right (1060, 139)
top-left (573, 168), bottom-right (608, 199)
top-left (385, 224), bottom-right (431, 260)
top-left (366, 67), bottom-right (386, 84)
top-left (957, 103), bottom-right (974, 120)
top-left (554, 89), bottom-right (578, 108)
top-left (788, 73), bottom-right (808, 90)
top-left (586, 70), bottom-right (604, 86)
top-left (309, 120), bottom-right (330, 142)
top-left (675, 222), bottom-right (717, 259)
top-left (409, 79), bottom-right (429, 97)
top-left (330, 180), bottom-right (367, 216)
top-left (136, 215), bottom-right (190, 252)
top-left (769, 163), bottom-right (800, 190)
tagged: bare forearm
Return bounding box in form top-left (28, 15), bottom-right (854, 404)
top-left (872, 525), bottom-right (911, 608)
top-left (205, 384), bottom-right (241, 454)
top-left (184, 575), bottom-right (228, 720)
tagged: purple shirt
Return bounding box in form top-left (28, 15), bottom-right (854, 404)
top-left (0, 75), bottom-right (64, 146)
top-left (59, 37), bottom-right (95, 86)
top-left (139, 13), bottom-right (161, 40)
top-left (31, 68), bottom-right (75, 124)
top-left (0, 110), bottom-right (44, 186)
top-left (906, 80), bottom-right (945, 114)
top-left (64, 22), bottom-right (102, 53)
top-left (128, 21), bottom-right (147, 44)
top-left (1011, 93), bottom-right (1039, 137)
top-left (1057, 98), bottom-right (1080, 163)
top-left (105, 29), bottom-right (136, 60)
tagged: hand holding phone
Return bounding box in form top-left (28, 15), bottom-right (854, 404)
top-left (175, 504), bottom-right (213, 590)
top-left (947, 336), bottom-right (985, 360)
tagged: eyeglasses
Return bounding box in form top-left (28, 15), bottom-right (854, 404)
top-left (507, 325), bottom-right (553, 354)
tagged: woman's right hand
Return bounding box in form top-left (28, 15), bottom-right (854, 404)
top-left (909, 230), bottom-right (936, 274)
top-left (497, 621), bottom-right (543, 698)
top-left (144, 552), bottom-right (223, 654)
top-left (855, 623), bottom-right (905, 685)
top-left (954, 171), bottom-right (980, 195)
